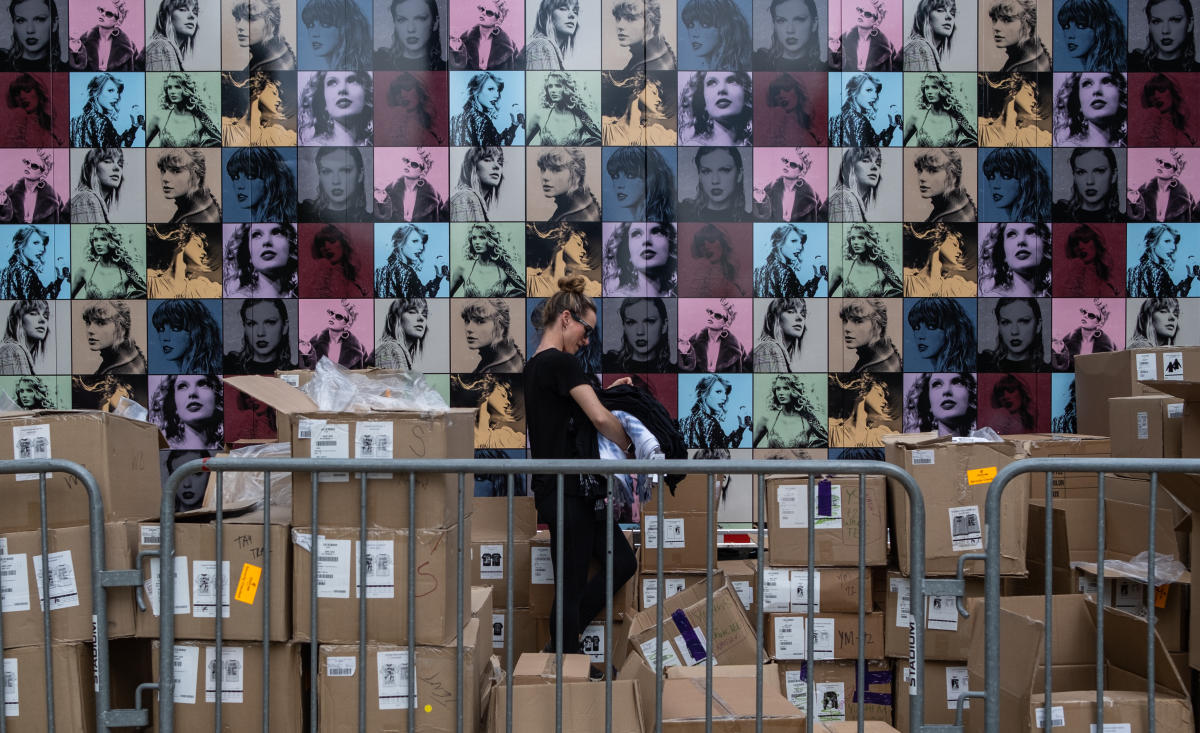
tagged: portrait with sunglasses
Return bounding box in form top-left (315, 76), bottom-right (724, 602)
top-left (677, 297), bottom-right (752, 372)
top-left (372, 147), bottom-right (449, 222)
top-left (0, 148), bottom-right (68, 224)
top-left (1128, 148), bottom-right (1199, 223)
top-left (66, 0), bottom-right (142, 72)
top-left (298, 298), bottom-right (369, 369)
top-left (448, 0), bottom-right (520, 71)
top-left (830, 0), bottom-right (900, 72)
top-left (1050, 297), bottom-right (1118, 372)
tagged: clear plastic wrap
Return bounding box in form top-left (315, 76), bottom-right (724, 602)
top-left (211, 442), bottom-right (293, 514)
top-left (1071, 551), bottom-right (1188, 587)
top-left (300, 357), bottom-right (448, 413)
top-left (114, 396), bottom-right (149, 422)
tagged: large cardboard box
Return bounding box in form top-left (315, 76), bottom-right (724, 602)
top-left (511, 652), bottom-right (591, 684)
top-left (471, 497), bottom-right (535, 608)
top-left (1110, 395), bottom-right (1184, 460)
top-left (884, 436), bottom-right (1030, 577)
top-left (1071, 564), bottom-right (1190, 654)
top-left (718, 559), bottom-right (757, 615)
top-left (486, 679), bottom-right (644, 733)
top-left (883, 572), bottom-right (981, 660)
top-left (151, 641), bottom-right (303, 733)
top-left (626, 573), bottom-right (762, 669)
top-left (639, 571), bottom-right (709, 612)
top-left (1004, 433), bottom-right (1111, 496)
top-left (0, 410), bottom-right (165, 531)
top-left (1075, 347), bottom-right (1200, 435)
top-left (767, 612), bottom-right (884, 661)
top-left (224, 375), bottom-right (476, 529)
top-left (892, 659), bottom-right (971, 732)
top-left (1, 521), bottom-right (136, 649)
top-left (639, 508), bottom-right (717, 573)
top-left (965, 595), bottom-right (1194, 733)
top-left (761, 565), bottom-right (872, 615)
top-left (529, 528), bottom-right (637, 621)
top-left (765, 475), bottom-right (887, 567)
top-left (777, 660), bottom-right (895, 724)
top-left (658, 675), bottom-right (806, 731)
top-left (136, 516), bottom-right (290, 642)
top-left (2, 643), bottom-right (96, 733)
top-left (292, 523), bottom-right (468, 645)
top-left (490, 606), bottom-right (539, 665)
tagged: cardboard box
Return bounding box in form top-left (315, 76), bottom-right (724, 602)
top-left (1071, 565), bottom-right (1190, 654)
top-left (2, 643), bottom-right (96, 733)
top-left (530, 529), bottom-right (637, 621)
top-left (1075, 347), bottom-right (1200, 435)
top-left (892, 659), bottom-right (972, 732)
top-left (511, 652), bottom-right (591, 684)
top-left (490, 606), bottom-right (539, 665)
top-left (765, 475), bottom-right (887, 567)
top-left (1110, 395), bottom-right (1184, 459)
top-left (760, 565), bottom-right (872, 615)
top-left (1004, 433), bottom-right (1111, 495)
top-left (471, 497), bottom-right (535, 611)
top-left (570, 615), bottom-right (630, 669)
top-left (486, 679), bottom-right (644, 733)
top-left (136, 516), bottom-right (290, 642)
top-left (639, 509), bottom-right (717, 573)
top-left (627, 573), bottom-right (762, 669)
top-left (964, 595), bottom-right (1194, 733)
top-left (767, 612), bottom-right (883, 661)
top-left (292, 523), bottom-right (468, 645)
top-left (151, 641), bottom-right (303, 733)
top-left (658, 675), bottom-right (806, 731)
top-left (777, 660), bottom-right (895, 724)
top-left (883, 572), bottom-right (981, 661)
top-left (717, 559), bottom-right (757, 615)
top-left (884, 436), bottom-right (1030, 577)
top-left (639, 572), bottom-right (708, 612)
top-left (0, 410), bottom-right (165, 531)
top-left (1, 522), bottom-right (136, 649)
top-left (224, 375), bottom-right (476, 529)
top-left (317, 587), bottom-right (493, 733)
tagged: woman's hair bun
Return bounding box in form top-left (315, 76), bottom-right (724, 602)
top-left (558, 275), bottom-right (587, 294)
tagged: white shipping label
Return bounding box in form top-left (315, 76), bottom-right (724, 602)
top-left (945, 666), bottom-right (969, 710)
top-left (33, 550), bottom-right (79, 611)
top-left (772, 616), bottom-right (805, 659)
top-left (3, 658), bottom-right (15, 717)
top-left (1111, 579), bottom-right (1145, 614)
top-left (279, 374), bottom-right (300, 387)
top-left (762, 569), bottom-right (792, 613)
top-left (191, 561), bottom-right (230, 619)
top-left (140, 525), bottom-right (160, 547)
top-left (0, 537), bottom-right (7, 554)
top-left (948, 506), bottom-right (984, 552)
top-left (1137, 411), bottom-right (1150, 440)
top-left (638, 638), bottom-right (681, 669)
top-left (643, 516), bottom-right (685, 549)
top-left (808, 618), bottom-right (836, 660)
top-left (641, 577), bottom-right (686, 609)
top-left (12, 424), bottom-right (51, 481)
top-left (0, 553), bottom-right (29, 613)
top-left (296, 418), bottom-right (317, 440)
top-left (145, 556), bottom-right (190, 617)
top-left (732, 581), bottom-right (753, 610)
top-left (172, 646), bottom-right (198, 705)
top-left (204, 647), bottom-right (244, 704)
top-left (316, 538), bottom-right (351, 599)
top-left (894, 582), bottom-right (912, 628)
top-left (911, 449), bottom-right (936, 465)
top-left (326, 656), bottom-right (356, 678)
top-left (815, 682), bottom-right (847, 721)
top-left (1135, 352), bottom-right (1158, 381)
top-left (1035, 705), bottom-right (1066, 728)
top-left (311, 423), bottom-right (349, 482)
top-left (531, 547), bottom-right (554, 584)
top-left (1162, 351), bottom-right (1184, 380)
top-left (1168, 402), bottom-right (1184, 418)
top-left (790, 570), bottom-right (821, 613)
top-left (377, 651), bottom-right (415, 710)
top-left (491, 614), bottom-right (505, 648)
top-left (672, 629), bottom-right (713, 667)
top-left (479, 544), bottom-right (504, 581)
top-left (354, 421), bottom-right (394, 479)
top-left (580, 623), bottom-right (606, 663)
top-left (778, 484), bottom-right (843, 530)
top-left (355, 540), bottom-right (395, 599)
top-left (927, 596), bottom-right (959, 631)
top-left (1091, 726), bottom-right (1132, 733)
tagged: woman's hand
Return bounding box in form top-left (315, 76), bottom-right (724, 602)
top-left (610, 377), bottom-right (633, 388)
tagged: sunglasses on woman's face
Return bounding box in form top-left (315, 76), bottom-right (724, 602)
top-left (402, 158), bottom-right (427, 172)
top-left (478, 5), bottom-right (499, 17)
top-left (327, 310), bottom-right (349, 322)
top-left (706, 308), bottom-right (729, 322)
top-left (569, 312), bottom-right (595, 340)
top-left (22, 159), bottom-right (43, 173)
top-left (1157, 158), bottom-right (1179, 171)
top-left (98, 6), bottom-right (119, 19)
top-left (781, 158), bottom-right (804, 170)
top-left (857, 6), bottom-right (878, 19)
top-left (1081, 310), bottom-right (1101, 322)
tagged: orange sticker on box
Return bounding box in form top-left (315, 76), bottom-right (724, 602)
top-left (1155, 584), bottom-right (1169, 608)
top-left (235, 563), bottom-right (261, 605)
top-left (967, 467), bottom-right (997, 486)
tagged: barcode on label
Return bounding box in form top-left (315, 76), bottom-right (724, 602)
top-left (327, 656), bottom-right (356, 677)
top-left (911, 450), bottom-right (935, 465)
top-left (1035, 705), bottom-right (1065, 728)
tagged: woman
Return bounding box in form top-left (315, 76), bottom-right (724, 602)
top-left (1052, 299), bottom-right (1117, 371)
top-left (604, 147), bottom-right (676, 222)
top-left (687, 224), bottom-right (747, 297)
top-left (680, 374), bottom-right (751, 447)
top-left (449, 72), bottom-right (522, 147)
top-left (906, 297), bottom-right (976, 372)
top-left (1130, 0), bottom-right (1200, 71)
top-left (978, 223), bottom-right (1052, 296)
top-left (81, 301), bottom-right (146, 374)
top-left (11, 375), bottom-right (52, 408)
top-left (1129, 297), bottom-right (1182, 347)
top-left (450, 0), bottom-right (518, 71)
top-left (151, 299), bottom-right (221, 374)
top-left (601, 296), bottom-right (674, 372)
top-left (373, 298), bottom-right (428, 370)
top-left (449, 223), bottom-right (525, 297)
top-left (374, 224), bottom-right (448, 297)
top-left (832, 225), bottom-right (903, 297)
top-left (678, 71), bottom-right (754, 145)
top-left (753, 297), bottom-right (810, 372)
top-left (223, 298), bottom-right (295, 374)
top-left (0, 225), bottom-right (66, 299)
top-left (69, 148), bottom-right (124, 224)
top-left (69, 73), bottom-right (142, 148)
top-left (902, 223), bottom-right (975, 297)
top-left (525, 0), bottom-right (580, 69)
top-left (0, 149), bottom-right (65, 224)
top-left (1056, 0), bottom-right (1127, 71)
top-left (978, 297), bottom-right (1049, 371)
top-left (456, 374), bottom-right (523, 448)
top-left (678, 147), bottom-right (749, 221)
top-left (904, 372), bottom-right (977, 437)
top-left (988, 374), bottom-right (1036, 433)
top-left (145, 72), bottom-right (221, 148)
top-left (307, 225), bottom-right (367, 298)
top-left (601, 72), bottom-right (676, 146)
top-left (220, 72), bottom-right (297, 146)
top-left (156, 149), bottom-right (221, 224)
top-left (70, 225), bottom-right (146, 299)
top-left (1052, 381), bottom-right (1078, 433)
top-left (0, 299), bottom-right (48, 374)
top-left (527, 222), bottom-right (600, 298)
top-left (224, 147), bottom-right (297, 224)
top-left (905, 0), bottom-right (958, 71)
top-left (536, 147), bottom-right (600, 222)
top-left (827, 373), bottom-right (896, 447)
top-left (223, 222), bottom-right (300, 298)
top-left (146, 224), bottom-right (221, 299)
top-left (145, 0), bottom-right (201, 70)
top-left (1127, 224), bottom-right (1196, 296)
top-left (1136, 73), bottom-right (1197, 147)
top-left (839, 298), bottom-right (901, 372)
top-left (980, 148), bottom-right (1051, 223)
top-left (754, 147), bottom-right (824, 222)
top-left (828, 73), bottom-right (901, 146)
top-left (233, 0), bottom-right (297, 71)
top-left (1128, 149), bottom-right (1197, 223)
top-left (827, 147), bottom-right (882, 223)
top-left (987, 0), bottom-right (1051, 71)
top-left (977, 73), bottom-right (1051, 147)
top-left (753, 0), bottom-right (827, 70)
top-left (680, 0), bottom-right (752, 70)
top-left (1056, 224), bottom-right (1119, 297)
top-left (298, 70), bottom-right (373, 146)
top-left (1, 72), bottom-right (63, 146)
top-left (301, 299), bottom-right (367, 369)
top-left (612, 0), bottom-right (676, 71)
top-left (831, 0), bottom-right (899, 71)
top-left (903, 73), bottom-right (977, 146)
top-left (449, 146), bottom-right (505, 222)
top-left (375, 0), bottom-right (446, 70)
top-left (1052, 148), bottom-right (1124, 222)
top-left (1053, 72), bottom-right (1127, 146)
top-left (602, 222), bottom-right (677, 297)
top-left (301, 0), bottom-right (372, 69)
top-left (913, 149), bottom-right (977, 223)
top-left (149, 375), bottom-right (222, 450)
top-left (753, 224), bottom-right (825, 297)
top-left (380, 73), bottom-right (445, 147)
top-left (526, 72), bottom-right (601, 146)
top-left (753, 375), bottom-right (827, 448)
top-left (677, 298), bottom-right (751, 372)
top-left (461, 299), bottom-right (523, 374)
top-left (758, 74), bottom-right (824, 146)
top-left (2, 0), bottom-right (67, 71)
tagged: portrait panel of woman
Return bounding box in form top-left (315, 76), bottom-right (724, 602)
top-left (296, 145), bottom-right (374, 222)
top-left (902, 221), bottom-right (978, 297)
top-left (1051, 222), bottom-right (1125, 297)
top-left (751, 372), bottom-right (827, 448)
top-left (1052, 71), bottom-right (1128, 147)
top-left (297, 297), bottom-right (372, 368)
top-left (977, 222), bottom-right (1053, 297)
top-left (600, 295), bottom-right (678, 373)
top-left (1128, 72), bottom-right (1200, 146)
top-left (145, 147), bottom-right (222, 224)
top-left (372, 146), bottom-right (449, 223)
top-left (827, 371), bottom-right (902, 447)
top-left (677, 0), bottom-right (753, 70)
top-left (829, 222), bottom-right (905, 298)
top-left (69, 147), bottom-right (146, 223)
top-left (148, 374), bottom-right (223, 450)
top-left (524, 146), bottom-right (603, 222)
top-left (828, 0), bottom-right (902, 71)
top-left (0, 148), bottom-right (69, 224)
top-left (827, 71), bottom-right (904, 146)
top-left (751, 0), bottom-right (830, 71)
top-left (750, 146), bottom-right (826, 222)
top-left (1049, 373), bottom-right (1076, 432)
top-left (599, 70), bottom-right (678, 145)
top-left (1050, 146), bottom-right (1126, 222)
top-left (751, 295), bottom-right (828, 372)
top-left (752, 71), bottom-right (828, 146)
top-left (524, 0), bottom-right (602, 69)
top-left (677, 70), bottom-right (754, 145)
top-left (525, 221), bottom-right (602, 297)
top-left (145, 0), bottom-right (221, 71)
top-left (221, 222), bottom-right (299, 298)
top-left (297, 222), bottom-right (373, 298)
top-left (297, 0), bottom-right (373, 70)
top-left (975, 71), bottom-right (1052, 147)
top-left (372, 71), bottom-right (449, 146)
top-left (903, 72), bottom-right (978, 146)
top-left (0, 299), bottom-right (69, 374)
top-left (676, 296), bottom-right (752, 372)
top-left (0, 71), bottom-right (68, 146)
top-left (902, 0), bottom-right (979, 71)
top-left (977, 147), bottom-right (1052, 223)
top-left (144, 70), bottom-right (221, 148)
top-left (601, 221), bottom-right (678, 297)
top-left (220, 70), bottom-right (298, 146)
top-left (372, 0), bottom-right (447, 70)
top-left (1052, 0), bottom-right (1127, 70)
top-left (71, 374), bottom-right (147, 412)
top-left (70, 298), bottom-right (147, 375)
top-left (902, 371), bottom-right (978, 437)
top-left (1049, 296), bottom-right (1124, 371)
top-left (146, 298), bottom-right (223, 375)
top-left (1128, 0), bottom-right (1200, 71)
top-left (902, 147), bottom-right (979, 223)
top-left (449, 296), bottom-right (525, 373)
top-left (751, 221), bottom-right (828, 297)
top-left (297, 70), bottom-right (374, 146)
top-left (449, 373), bottom-right (524, 449)
top-left (1126, 222), bottom-right (1200, 296)
top-left (146, 223), bottom-right (221, 299)
top-left (977, 372), bottom-right (1052, 433)
top-left (220, 146), bottom-right (298, 224)
top-left (602, 146), bottom-right (678, 222)
top-left (372, 295), bottom-right (450, 371)
top-left (220, 297), bottom-right (299, 374)
top-left (448, 69), bottom-right (525, 146)
top-left (824, 146), bottom-right (904, 222)
top-left (826, 296), bottom-right (903, 372)
top-left (68, 71), bottom-right (146, 147)
top-left (67, 1), bottom-right (145, 71)
top-left (976, 296), bottom-right (1052, 372)
top-left (68, 223), bottom-right (147, 299)
top-left (676, 222), bottom-right (752, 296)
top-left (1125, 296), bottom-right (1200, 347)
top-left (0, 223), bottom-right (70, 300)
top-left (447, 144), bottom-right (525, 222)
top-left (978, 0), bottom-right (1053, 72)
top-left (902, 296), bottom-right (978, 372)
top-left (449, 221), bottom-right (525, 296)
top-left (524, 70), bottom-right (602, 146)
top-left (602, 0), bottom-right (679, 71)
top-left (372, 221), bottom-right (450, 297)
top-left (1126, 147), bottom-right (1199, 223)
top-left (677, 372), bottom-right (753, 448)
top-left (0, 374), bottom-right (70, 408)
top-left (221, 0), bottom-right (298, 71)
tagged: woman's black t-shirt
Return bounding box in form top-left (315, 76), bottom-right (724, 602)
top-left (524, 347), bottom-right (593, 495)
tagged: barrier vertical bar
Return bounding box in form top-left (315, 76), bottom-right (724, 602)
top-left (358, 473), bottom-right (369, 733)
top-left (1042, 472), bottom-right (1053, 732)
top-left (857, 474), bottom-right (866, 733)
top-left (457, 471), bottom-right (465, 733)
top-left (159, 461), bottom-right (178, 733)
top-left (756, 473), bottom-right (765, 733)
top-left (1095, 472), bottom-right (1106, 731)
top-left (654, 465), bottom-right (664, 732)
top-left (805, 474), bottom-right (814, 730)
top-left (309, 471), bottom-right (319, 733)
top-left (214, 471), bottom-right (225, 732)
top-left (555, 472), bottom-right (564, 733)
top-left (406, 470), bottom-right (416, 733)
top-left (604, 473), bottom-right (614, 733)
top-left (1146, 473), bottom-right (1158, 733)
top-left (261, 470), bottom-right (271, 733)
top-left (37, 474), bottom-right (53, 733)
top-left (505, 472), bottom-right (515, 733)
top-left (705, 473), bottom-right (714, 733)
